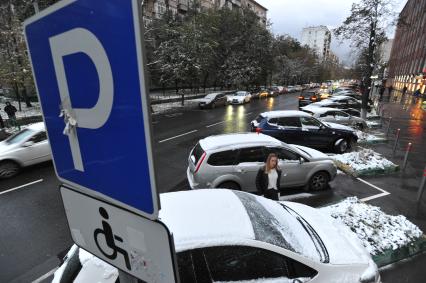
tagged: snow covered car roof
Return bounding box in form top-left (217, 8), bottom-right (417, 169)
top-left (159, 189), bottom-right (322, 261)
top-left (199, 133), bottom-right (282, 151)
top-left (304, 107), bottom-right (345, 115)
top-left (26, 122), bottom-right (45, 132)
top-left (259, 110), bottom-right (311, 119)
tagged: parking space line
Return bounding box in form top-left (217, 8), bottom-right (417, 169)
top-left (0, 179), bottom-right (44, 196)
top-left (158, 130), bottom-right (198, 143)
top-left (357, 177), bottom-right (390, 202)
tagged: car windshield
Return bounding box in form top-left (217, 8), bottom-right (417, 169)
top-left (5, 129), bottom-right (35, 145)
top-left (233, 191), bottom-right (325, 262)
top-left (236, 92), bottom-right (246, 96)
top-left (205, 93), bottom-right (218, 99)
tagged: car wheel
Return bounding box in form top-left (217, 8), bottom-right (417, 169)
top-left (356, 123), bottom-right (364, 131)
top-left (217, 181), bottom-right (241, 190)
top-left (335, 139), bottom-right (349, 154)
top-left (309, 171), bottom-right (330, 191)
top-left (0, 161), bottom-right (20, 179)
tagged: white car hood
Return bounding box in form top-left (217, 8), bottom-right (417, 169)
top-left (284, 202), bottom-right (373, 266)
top-left (291, 145), bottom-right (331, 161)
top-left (323, 122), bottom-right (355, 132)
top-left (0, 141), bottom-right (19, 155)
top-left (228, 96), bottom-right (244, 101)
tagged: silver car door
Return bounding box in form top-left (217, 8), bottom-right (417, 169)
top-left (334, 110), bottom-right (351, 125)
top-left (235, 147), bottom-right (266, 191)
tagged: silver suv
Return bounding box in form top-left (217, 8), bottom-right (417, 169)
top-left (187, 133), bottom-right (337, 192)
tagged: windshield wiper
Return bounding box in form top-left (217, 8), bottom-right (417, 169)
top-left (280, 203), bottom-right (329, 263)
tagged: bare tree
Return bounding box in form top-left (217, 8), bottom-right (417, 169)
top-left (335, 0), bottom-right (395, 118)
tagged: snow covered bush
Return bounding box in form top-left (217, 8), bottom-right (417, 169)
top-left (322, 197), bottom-right (423, 255)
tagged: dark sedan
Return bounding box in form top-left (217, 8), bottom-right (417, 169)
top-left (298, 91), bottom-right (320, 108)
top-left (251, 110), bottom-right (358, 153)
top-left (195, 92), bottom-right (228, 109)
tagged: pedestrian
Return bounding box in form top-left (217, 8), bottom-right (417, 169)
top-left (256, 153), bottom-right (282, 201)
top-left (379, 85), bottom-right (385, 101)
top-left (402, 85), bottom-right (407, 98)
top-left (4, 102), bottom-right (17, 128)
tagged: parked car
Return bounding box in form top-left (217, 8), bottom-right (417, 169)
top-left (295, 85), bottom-right (303, 92)
top-left (268, 87), bottom-right (280, 97)
top-left (53, 190), bottom-right (380, 283)
top-left (227, 91), bottom-right (251, 104)
top-left (251, 110), bottom-right (358, 153)
top-left (287, 85), bottom-right (296, 93)
top-left (298, 91), bottom-right (320, 108)
top-left (0, 123), bottom-right (51, 178)
top-left (187, 132), bottom-right (337, 192)
top-left (194, 92), bottom-right (228, 109)
top-left (258, 88), bottom-right (269, 98)
top-left (303, 96), bottom-right (369, 112)
top-left (343, 108), bottom-right (361, 117)
top-left (302, 107), bottom-right (368, 130)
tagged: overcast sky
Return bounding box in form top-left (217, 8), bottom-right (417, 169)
top-left (256, 0), bottom-right (408, 65)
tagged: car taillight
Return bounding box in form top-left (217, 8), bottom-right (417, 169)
top-left (299, 96), bottom-right (304, 100)
top-left (311, 97), bottom-right (317, 101)
top-left (255, 127), bottom-right (262, 134)
top-left (194, 152), bottom-right (206, 174)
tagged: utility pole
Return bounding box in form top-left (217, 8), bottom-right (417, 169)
top-left (32, 0), bottom-right (39, 13)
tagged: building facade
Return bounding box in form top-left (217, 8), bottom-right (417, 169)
top-left (387, 0), bottom-right (426, 94)
top-left (300, 26), bottom-right (331, 61)
top-left (142, 0), bottom-right (267, 25)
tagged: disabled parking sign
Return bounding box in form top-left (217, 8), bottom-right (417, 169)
top-left (24, 0), bottom-right (158, 219)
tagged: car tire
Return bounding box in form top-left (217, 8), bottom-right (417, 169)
top-left (334, 138), bottom-right (349, 154)
top-left (309, 171), bottom-right (330, 191)
top-left (217, 181), bottom-right (241, 190)
top-left (0, 160), bottom-right (20, 179)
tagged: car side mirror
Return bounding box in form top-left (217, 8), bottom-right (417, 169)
top-left (299, 157), bottom-right (304, 164)
top-left (22, 141), bottom-right (34, 147)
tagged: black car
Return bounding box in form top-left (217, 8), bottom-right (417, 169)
top-left (251, 110), bottom-right (358, 153)
top-left (196, 92), bottom-right (228, 109)
top-left (298, 91), bottom-right (320, 108)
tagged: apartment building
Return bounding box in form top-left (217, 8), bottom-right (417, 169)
top-left (300, 26), bottom-right (331, 61)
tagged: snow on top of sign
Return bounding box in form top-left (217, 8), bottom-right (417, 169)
top-left (321, 197), bottom-right (423, 256)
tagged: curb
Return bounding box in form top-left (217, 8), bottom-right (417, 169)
top-left (333, 160), bottom-right (399, 177)
top-left (373, 236), bottom-right (426, 267)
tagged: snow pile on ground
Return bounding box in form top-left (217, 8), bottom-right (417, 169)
top-left (331, 147), bottom-right (396, 172)
top-left (355, 130), bottom-right (385, 143)
top-left (322, 197), bottom-right (423, 255)
top-left (0, 102), bottom-right (42, 119)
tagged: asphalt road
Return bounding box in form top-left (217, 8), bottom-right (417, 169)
top-left (0, 92), bottom-right (425, 282)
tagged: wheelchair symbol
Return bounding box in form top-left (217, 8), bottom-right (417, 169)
top-left (94, 207), bottom-right (131, 270)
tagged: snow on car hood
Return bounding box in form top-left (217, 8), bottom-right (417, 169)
top-left (228, 96), bottom-right (244, 101)
top-left (191, 98), bottom-right (212, 103)
top-left (283, 201), bottom-right (372, 266)
top-left (0, 141), bottom-right (19, 155)
top-left (323, 122), bottom-right (355, 132)
top-left (291, 144), bottom-right (332, 161)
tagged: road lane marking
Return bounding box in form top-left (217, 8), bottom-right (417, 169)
top-left (32, 267), bottom-right (58, 283)
top-left (206, 121), bottom-right (226, 128)
top-left (158, 130), bottom-right (198, 143)
top-left (0, 179), bottom-right (44, 196)
top-left (357, 177), bottom-right (390, 202)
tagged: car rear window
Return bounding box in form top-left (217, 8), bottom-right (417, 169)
top-left (278, 117), bottom-right (302, 128)
top-left (255, 115), bottom-right (264, 123)
top-left (208, 150), bottom-right (239, 166)
top-left (191, 143), bottom-right (204, 165)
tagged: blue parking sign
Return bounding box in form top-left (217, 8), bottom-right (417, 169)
top-left (24, 0), bottom-right (159, 219)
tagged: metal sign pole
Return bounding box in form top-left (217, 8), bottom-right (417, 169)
top-left (417, 166), bottom-right (426, 202)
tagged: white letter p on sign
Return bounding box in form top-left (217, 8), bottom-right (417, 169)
top-left (49, 28), bottom-right (114, 172)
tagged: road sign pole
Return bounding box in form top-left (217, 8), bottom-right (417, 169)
top-left (402, 142), bottom-right (412, 171)
top-left (392, 128), bottom-right (401, 155)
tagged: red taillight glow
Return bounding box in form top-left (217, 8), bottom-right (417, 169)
top-left (255, 127), bottom-right (262, 134)
top-left (311, 97), bottom-right (317, 101)
top-left (194, 152), bottom-right (206, 174)
top-left (299, 96), bottom-right (304, 100)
